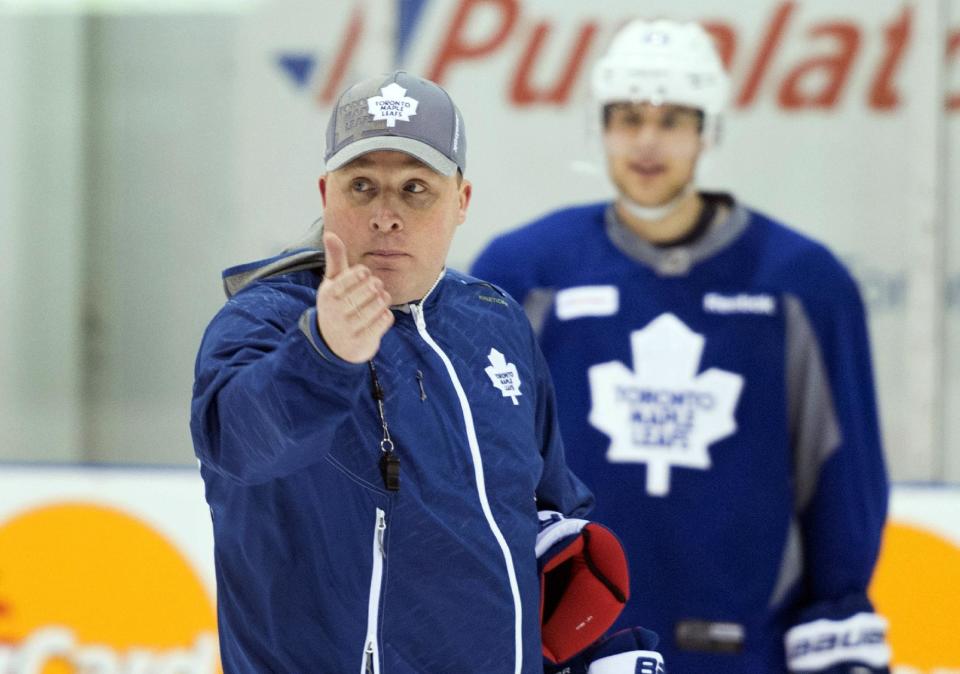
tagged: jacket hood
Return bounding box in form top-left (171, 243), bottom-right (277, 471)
top-left (221, 219), bottom-right (325, 299)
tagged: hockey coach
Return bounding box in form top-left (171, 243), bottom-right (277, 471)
top-left (190, 71), bottom-right (662, 673)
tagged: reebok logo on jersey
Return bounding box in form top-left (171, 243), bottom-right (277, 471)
top-left (588, 313), bottom-right (743, 496)
top-left (367, 83), bottom-right (418, 127)
top-left (703, 292), bottom-right (776, 315)
top-left (485, 348), bottom-right (522, 405)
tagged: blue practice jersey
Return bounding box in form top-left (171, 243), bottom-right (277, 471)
top-left (472, 195), bottom-right (889, 673)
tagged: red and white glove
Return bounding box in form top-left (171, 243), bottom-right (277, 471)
top-left (536, 511), bottom-right (631, 665)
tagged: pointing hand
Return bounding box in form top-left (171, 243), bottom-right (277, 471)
top-left (316, 232), bottom-right (394, 363)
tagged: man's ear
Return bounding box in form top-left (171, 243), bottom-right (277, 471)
top-left (318, 176), bottom-right (327, 206)
top-left (457, 179), bottom-right (472, 225)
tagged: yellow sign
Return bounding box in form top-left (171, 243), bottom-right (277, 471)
top-left (872, 522), bottom-right (960, 674)
top-left (0, 502), bottom-right (219, 674)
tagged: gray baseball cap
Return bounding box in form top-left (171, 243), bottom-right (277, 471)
top-left (324, 71), bottom-right (466, 176)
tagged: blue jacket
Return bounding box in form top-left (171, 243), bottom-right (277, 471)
top-left (190, 247), bottom-right (594, 673)
top-left (472, 197), bottom-right (889, 673)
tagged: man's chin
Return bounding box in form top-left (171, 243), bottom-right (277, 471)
top-left (379, 279), bottom-right (418, 306)
top-left (624, 195), bottom-right (671, 209)
top-left (622, 183), bottom-right (688, 209)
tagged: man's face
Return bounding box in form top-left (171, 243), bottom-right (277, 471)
top-left (320, 151), bottom-right (471, 305)
top-left (602, 102), bottom-right (703, 208)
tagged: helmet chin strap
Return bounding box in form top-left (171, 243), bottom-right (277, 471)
top-left (618, 182), bottom-right (695, 222)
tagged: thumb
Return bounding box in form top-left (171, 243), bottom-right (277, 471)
top-left (323, 231), bottom-right (350, 279)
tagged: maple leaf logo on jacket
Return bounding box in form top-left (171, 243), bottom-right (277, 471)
top-left (485, 348), bottom-right (522, 405)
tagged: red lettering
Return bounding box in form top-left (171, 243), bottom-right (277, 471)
top-left (737, 2), bottom-right (795, 108)
top-left (427, 0), bottom-right (519, 84)
top-left (778, 22), bottom-right (860, 109)
top-left (702, 21), bottom-right (737, 71)
top-left (868, 7), bottom-right (911, 110)
top-left (318, 7), bottom-right (363, 105)
top-left (948, 29), bottom-right (960, 111)
top-left (511, 22), bottom-right (599, 105)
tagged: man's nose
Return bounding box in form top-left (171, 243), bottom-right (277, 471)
top-left (369, 198), bottom-right (403, 232)
top-left (633, 122), bottom-right (661, 147)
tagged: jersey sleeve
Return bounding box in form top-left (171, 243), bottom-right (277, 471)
top-left (190, 283), bottom-right (368, 485)
top-left (784, 265), bottom-right (889, 607)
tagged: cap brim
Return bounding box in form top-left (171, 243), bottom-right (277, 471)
top-left (325, 136), bottom-right (458, 176)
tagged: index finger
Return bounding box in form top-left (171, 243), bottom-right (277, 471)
top-left (323, 231), bottom-right (350, 279)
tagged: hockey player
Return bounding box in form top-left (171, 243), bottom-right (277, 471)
top-left (472, 19), bottom-right (891, 674)
top-left (192, 70), bottom-right (662, 673)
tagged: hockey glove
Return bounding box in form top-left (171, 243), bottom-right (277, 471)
top-left (537, 511), bottom-right (630, 665)
top-left (543, 627), bottom-right (666, 674)
top-left (785, 594), bottom-right (891, 673)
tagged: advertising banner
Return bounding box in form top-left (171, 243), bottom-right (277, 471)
top-left (0, 466), bottom-right (957, 672)
top-left (0, 467), bottom-right (218, 674)
top-left (872, 485), bottom-right (960, 674)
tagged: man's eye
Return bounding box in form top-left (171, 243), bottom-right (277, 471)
top-left (404, 182), bottom-right (426, 194)
top-left (352, 179), bottom-right (372, 192)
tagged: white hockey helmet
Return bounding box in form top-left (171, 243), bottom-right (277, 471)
top-left (591, 19), bottom-right (730, 141)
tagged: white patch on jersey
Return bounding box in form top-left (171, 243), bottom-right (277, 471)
top-left (485, 348), bottom-right (522, 405)
top-left (588, 313), bottom-right (743, 496)
top-left (555, 285), bottom-right (619, 320)
top-left (703, 292), bottom-right (776, 315)
top-left (367, 83), bottom-right (418, 127)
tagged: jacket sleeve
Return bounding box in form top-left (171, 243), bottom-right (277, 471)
top-left (529, 321), bottom-right (594, 519)
top-left (190, 283), bottom-right (369, 485)
top-left (785, 267), bottom-right (889, 607)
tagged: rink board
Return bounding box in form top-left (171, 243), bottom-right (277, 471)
top-left (0, 466), bottom-right (956, 672)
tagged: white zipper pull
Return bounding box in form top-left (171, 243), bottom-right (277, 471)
top-left (376, 511), bottom-right (387, 558)
top-left (365, 641), bottom-right (375, 674)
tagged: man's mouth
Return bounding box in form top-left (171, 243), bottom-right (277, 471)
top-left (628, 161), bottom-right (666, 177)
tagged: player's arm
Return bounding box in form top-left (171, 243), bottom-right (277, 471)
top-left (783, 275), bottom-right (890, 673)
top-left (191, 234), bottom-right (389, 485)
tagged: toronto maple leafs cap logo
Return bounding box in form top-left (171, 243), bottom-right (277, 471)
top-left (324, 70), bottom-right (466, 176)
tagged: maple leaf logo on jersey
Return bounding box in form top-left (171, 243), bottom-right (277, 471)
top-left (367, 82), bottom-right (418, 127)
top-left (485, 348), bottom-right (522, 405)
top-left (588, 313), bottom-right (743, 496)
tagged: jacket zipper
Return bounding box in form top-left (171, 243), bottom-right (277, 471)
top-left (410, 300), bottom-right (524, 674)
top-left (361, 508), bottom-right (387, 674)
